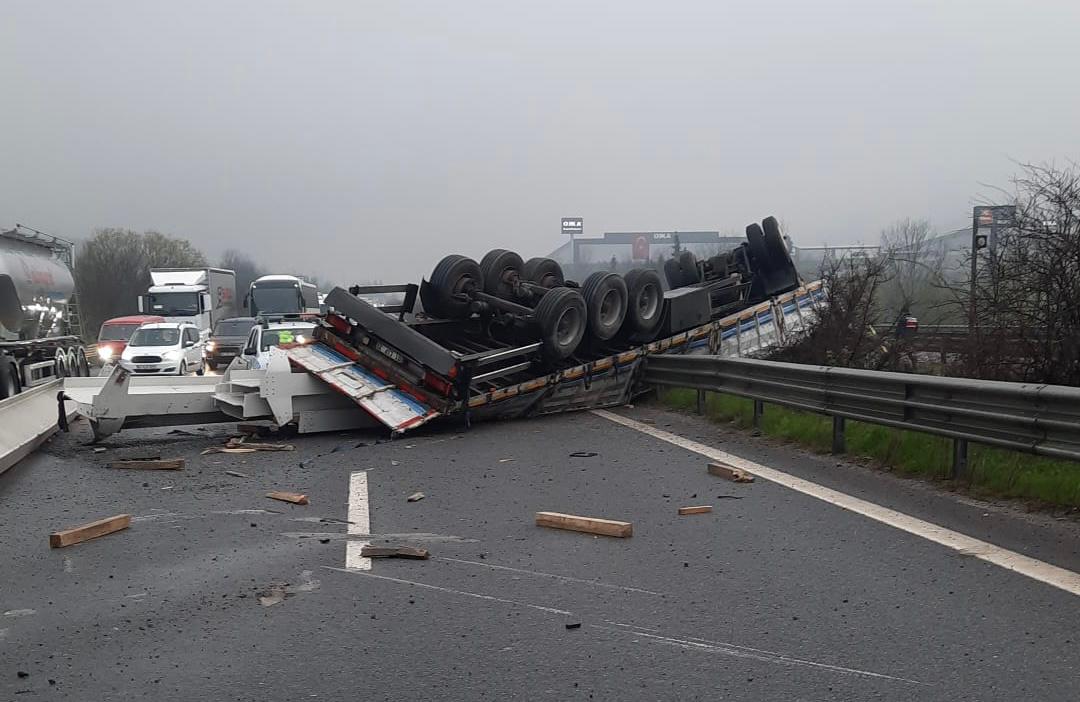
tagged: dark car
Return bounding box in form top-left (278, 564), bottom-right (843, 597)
top-left (205, 317), bottom-right (256, 370)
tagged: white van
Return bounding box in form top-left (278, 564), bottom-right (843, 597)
top-left (119, 322), bottom-right (206, 375)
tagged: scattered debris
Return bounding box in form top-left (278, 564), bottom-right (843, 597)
top-left (49, 514), bottom-right (131, 548)
top-left (707, 461), bottom-right (755, 483)
top-left (407, 492), bottom-right (425, 502)
top-left (108, 458), bottom-right (184, 471)
top-left (569, 452), bottom-right (599, 458)
top-left (167, 429), bottom-right (202, 437)
top-left (678, 505), bottom-right (713, 515)
top-left (266, 491), bottom-right (309, 505)
top-left (535, 511), bottom-right (632, 538)
top-left (391, 460), bottom-right (400, 466)
top-left (258, 588), bottom-right (287, 607)
top-left (224, 470), bottom-right (250, 478)
top-left (716, 495), bottom-right (744, 500)
top-left (92, 447), bottom-right (107, 453)
top-left (565, 622), bottom-right (582, 630)
top-left (202, 437), bottom-right (294, 455)
top-left (360, 545), bottom-right (430, 559)
top-left (498, 458), bottom-right (514, 463)
top-left (3, 609), bottom-right (36, 618)
top-left (319, 538), bottom-right (331, 544)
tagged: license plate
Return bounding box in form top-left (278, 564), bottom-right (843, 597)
top-left (136, 364), bottom-right (155, 369)
top-left (374, 342), bottom-right (404, 364)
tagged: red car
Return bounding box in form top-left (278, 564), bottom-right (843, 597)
top-left (96, 315), bottom-right (166, 364)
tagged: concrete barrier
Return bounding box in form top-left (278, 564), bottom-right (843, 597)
top-left (0, 379), bottom-right (70, 476)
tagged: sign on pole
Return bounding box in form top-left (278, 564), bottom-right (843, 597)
top-left (561, 217), bottom-right (583, 238)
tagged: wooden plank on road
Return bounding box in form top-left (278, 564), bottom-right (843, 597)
top-left (535, 511), bottom-right (632, 538)
top-left (50, 514), bottom-right (131, 548)
top-left (678, 505), bottom-right (713, 515)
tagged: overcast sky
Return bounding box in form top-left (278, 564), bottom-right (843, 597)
top-left (2, 1), bottom-right (1078, 283)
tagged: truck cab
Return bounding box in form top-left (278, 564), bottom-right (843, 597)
top-left (139, 268), bottom-right (237, 340)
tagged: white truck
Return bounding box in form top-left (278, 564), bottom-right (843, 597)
top-left (245, 274), bottom-right (319, 317)
top-left (139, 268), bottom-right (238, 338)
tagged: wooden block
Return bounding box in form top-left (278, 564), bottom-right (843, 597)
top-left (50, 514), bottom-right (131, 548)
top-left (535, 511), bottom-right (632, 538)
top-left (266, 491), bottom-right (309, 505)
top-left (678, 505), bottom-right (713, 515)
top-left (707, 462), bottom-right (755, 483)
top-left (360, 545), bottom-right (430, 559)
top-left (108, 458), bottom-right (184, 470)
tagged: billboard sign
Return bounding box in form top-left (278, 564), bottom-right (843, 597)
top-left (561, 217), bottom-right (583, 237)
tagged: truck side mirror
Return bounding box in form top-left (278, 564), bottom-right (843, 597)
top-left (244, 346), bottom-right (256, 356)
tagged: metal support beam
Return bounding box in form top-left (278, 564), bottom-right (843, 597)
top-left (832, 416), bottom-right (846, 454)
top-left (952, 438), bottom-right (969, 479)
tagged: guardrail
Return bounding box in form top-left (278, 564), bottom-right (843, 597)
top-left (644, 355), bottom-right (1080, 475)
top-left (0, 379), bottom-right (68, 476)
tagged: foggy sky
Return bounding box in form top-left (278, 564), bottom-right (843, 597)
top-left (3, 1), bottom-right (1078, 285)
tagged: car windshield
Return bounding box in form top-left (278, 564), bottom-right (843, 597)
top-left (214, 319), bottom-right (255, 337)
top-left (146, 292), bottom-right (199, 316)
top-left (129, 328), bottom-right (180, 347)
top-left (260, 327), bottom-right (311, 351)
top-left (251, 285), bottom-right (300, 315)
top-left (98, 323), bottom-right (141, 341)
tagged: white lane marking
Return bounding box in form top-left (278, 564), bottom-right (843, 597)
top-left (594, 410), bottom-right (1080, 598)
top-left (345, 471), bottom-right (371, 570)
top-left (323, 566), bottom-right (572, 615)
top-left (436, 557), bottom-right (666, 596)
top-left (590, 625), bottom-right (924, 685)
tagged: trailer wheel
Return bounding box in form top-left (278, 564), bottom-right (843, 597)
top-left (745, 222), bottom-right (770, 271)
top-left (53, 350), bottom-right (70, 378)
top-left (534, 288), bottom-right (587, 359)
top-left (663, 258), bottom-right (683, 289)
top-left (75, 348), bottom-right (90, 377)
top-left (762, 216), bottom-right (793, 270)
top-left (0, 359), bottom-right (18, 399)
top-left (623, 268), bottom-right (664, 335)
top-left (522, 257), bottom-right (565, 289)
top-left (581, 271), bottom-right (628, 341)
top-left (480, 249), bottom-right (524, 300)
top-left (429, 255), bottom-right (483, 319)
top-left (677, 251), bottom-right (701, 285)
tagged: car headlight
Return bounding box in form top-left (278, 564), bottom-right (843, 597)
top-left (163, 350), bottom-right (181, 360)
top-left (206, 341), bottom-right (216, 352)
top-left (295, 334), bottom-right (307, 344)
top-left (98, 346), bottom-right (114, 360)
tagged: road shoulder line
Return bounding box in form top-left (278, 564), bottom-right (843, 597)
top-left (593, 409), bottom-right (1080, 598)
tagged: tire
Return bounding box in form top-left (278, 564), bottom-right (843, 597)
top-left (745, 222), bottom-right (770, 271)
top-left (761, 216), bottom-right (796, 274)
top-left (677, 251), bottom-right (701, 286)
top-left (663, 258), bottom-right (683, 289)
top-left (623, 268), bottom-right (664, 335)
top-left (207, 359), bottom-right (217, 371)
top-left (581, 271), bottom-right (628, 342)
top-left (75, 348), bottom-right (90, 377)
top-left (195, 360), bottom-right (205, 376)
top-left (428, 255), bottom-right (483, 319)
top-left (479, 249), bottom-right (524, 299)
top-left (522, 257), bottom-right (565, 288)
top-left (54, 350), bottom-right (70, 378)
top-left (534, 287), bottom-right (587, 360)
top-left (0, 359), bottom-right (18, 399)
top-left (179, 361), bottom-right (187, 376)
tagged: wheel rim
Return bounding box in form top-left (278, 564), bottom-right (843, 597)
top-left (555, 306), bottom-right (581, 346)
top-left (599, 289), bottom-right (622, 328)
top-left (637, 283), bottom-right (659, 320)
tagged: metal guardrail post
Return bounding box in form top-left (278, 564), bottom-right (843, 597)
top-left (696, 389), bottom-right (705, 415)
top-left (832, 416), bottom-right (846, 454)
top-left (952, 438), bottom-right (969, 479)
top-left (753, 399), bottom-right (764, 430)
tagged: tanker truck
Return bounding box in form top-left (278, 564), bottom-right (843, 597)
top-left (0, 225), bottom-right (90, 399)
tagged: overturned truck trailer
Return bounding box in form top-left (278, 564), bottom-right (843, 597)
top-left (64, 217), bottom-right (824, 438)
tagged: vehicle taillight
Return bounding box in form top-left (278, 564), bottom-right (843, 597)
top-left (424, 371), bottom-right (452, 396)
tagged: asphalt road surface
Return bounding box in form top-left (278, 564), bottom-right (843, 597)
top-left (2, 403), bottom-right (1078, 700)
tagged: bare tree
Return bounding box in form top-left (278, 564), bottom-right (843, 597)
top-left (74, 228), bottom-right (207, 337)
top-left (955, 161), bottom-right (1080, 384)
top-left (220, 249), bottom-right (264, 304)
